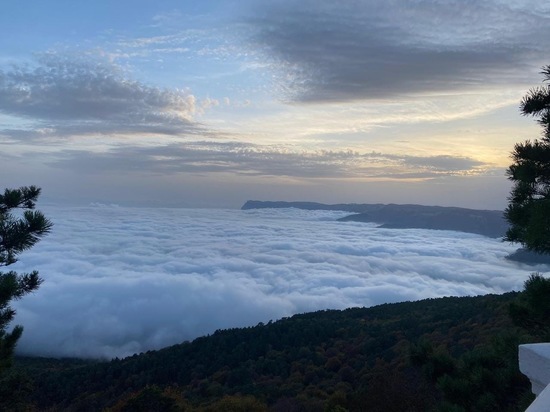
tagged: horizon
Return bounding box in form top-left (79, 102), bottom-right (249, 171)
top-left (2, 1), bottom-right (547, 209)
top-left (39, 198), bottom-right (508, 212)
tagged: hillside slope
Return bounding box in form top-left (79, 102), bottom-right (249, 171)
top-left (11, 292), bottom-right (535, 411)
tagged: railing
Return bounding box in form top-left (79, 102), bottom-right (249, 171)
top-left (519, 343), bottom-right (550, 412)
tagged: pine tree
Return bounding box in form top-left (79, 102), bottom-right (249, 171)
top-left (0, 186), bottom-right (51, 372)
top-left (509, 273), bottom-right (550, 340)
top-left (505, 66), bottom-right (550, 253)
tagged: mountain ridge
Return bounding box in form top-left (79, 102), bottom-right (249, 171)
top-left (242, 200), bottom-right (507, 238)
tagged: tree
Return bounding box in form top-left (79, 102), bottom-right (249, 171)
top-left (505, 66), bottom-right (550, 253)
top-left (0, 186), bottom-right (51, 373)
top-left (509, 273), bottom-right (550, 340)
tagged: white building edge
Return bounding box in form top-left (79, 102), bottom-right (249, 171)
top-left (519, 343), bottom-right (550, 411)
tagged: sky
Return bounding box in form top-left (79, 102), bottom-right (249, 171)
top-left (1, 0), bottom-right (550, 209)
top-left (11, 206), bottom-right (540, 359)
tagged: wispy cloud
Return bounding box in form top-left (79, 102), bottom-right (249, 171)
top-left (48, 141), bottom-right (488, 179)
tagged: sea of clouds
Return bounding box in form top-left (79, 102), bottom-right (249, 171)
top-left (9, 205), bottom-right (548, 359)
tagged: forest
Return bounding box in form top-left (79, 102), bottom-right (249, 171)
top-left (2, 291), bottom-right (540, 411)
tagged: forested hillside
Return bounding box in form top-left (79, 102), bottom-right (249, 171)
top-left (4, 292), bottom-right (537, 411)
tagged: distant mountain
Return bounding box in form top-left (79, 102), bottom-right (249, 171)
top-left (242, 200), bottom-right (508, 238)
top-left (506, 248), bottom-right (550, 265)
top-left (242, 200), bottom-right (376, 214)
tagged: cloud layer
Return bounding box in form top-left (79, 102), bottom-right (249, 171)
top-left (50, 141), bottom-right (488, 179)
top-left (9, 205), bottom-right (539, 359)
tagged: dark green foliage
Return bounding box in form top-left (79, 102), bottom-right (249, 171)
top-left (0, 369), bottom-right (35, 411)
top-left (509, 273), bottom-right (550, 339)
top-left (505, 65), bottom-right (550, 253)
top-left (16, 292), bottom-right (532, 411)
top-left (417, 337), bottom-right (530, 412)
top-left (199, 395), bottom-right (268, 412)
top-left (0, 186), bottom-right (51, 374)
top-left (411, 276), bottom-right (550, 411)
top-left (119, 386), bottom-right (180, 412)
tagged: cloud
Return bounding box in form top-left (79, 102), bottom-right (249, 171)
top-left (10, 205), bottom-right (537, 359)
top-left (400, 154), bottom-right (485, 171)
top-left (0, 54), bottom-right (205, 138)
top-left (48, 141), bottom-right (488, 180)
top-left (248, 0), bottom-right (550, 102)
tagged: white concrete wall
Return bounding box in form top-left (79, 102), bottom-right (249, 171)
top-left (519, 343), bottom-right (550, 411)
top-left (520, 343), bottom-right (550, 395)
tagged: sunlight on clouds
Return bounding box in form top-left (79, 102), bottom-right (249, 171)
top-left (213, 89), bottom-right (525, 147)
top-left (200, 89), bottom-right (528, 178)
